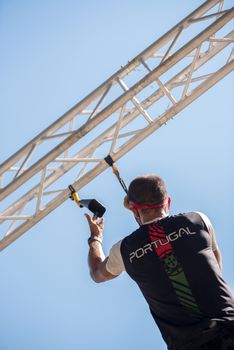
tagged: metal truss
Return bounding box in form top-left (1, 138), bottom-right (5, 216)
top-left (0, 0), bottom-right (233, 250)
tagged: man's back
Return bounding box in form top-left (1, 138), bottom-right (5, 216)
top-left (86, 174), bottom-right (234, 349)
top-left (120, 212), bottom-right (234, 349)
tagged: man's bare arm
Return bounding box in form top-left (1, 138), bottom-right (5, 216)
top-left (88, 242), bottom-right (117, 283)
top-left (197, 212), bottom-right (223, 272)
top-left (85, 213), bottom-right (118, 283)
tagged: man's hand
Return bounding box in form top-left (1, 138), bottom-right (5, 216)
top-left (84, 213), bottom-right (117, 283)
top-left (84, 213), bottom-right (104, 239)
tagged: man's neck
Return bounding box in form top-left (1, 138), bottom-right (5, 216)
top-left (140, 209), bottom-right (168, 225)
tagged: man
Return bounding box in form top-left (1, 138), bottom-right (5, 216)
top-left (85, 174), bottom-right (234, 350)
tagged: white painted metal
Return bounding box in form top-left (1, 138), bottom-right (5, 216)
top-left (0, 0), bottom-right (225, 180)
top-left (0, 0), bottom-right (233, 250)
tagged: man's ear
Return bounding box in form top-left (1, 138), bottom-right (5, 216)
top-left (168, 197), bottom-right (171, 209)
top-left (123, 195), bottom-right (131, 210)
top-left (164, 197), bottom-right (171, 214)
top-left (123, 196), bottom-right (142, 226)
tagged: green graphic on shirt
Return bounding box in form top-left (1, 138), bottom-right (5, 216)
top-left (169, 266), bottom-right (202, 315)
top-left (149, 224), bottom-right (202, 316)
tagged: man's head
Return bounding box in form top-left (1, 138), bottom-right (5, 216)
top-left (128, 174), bottom-right (168, 205)
top-left (124, 174), bottom-right (170, 224)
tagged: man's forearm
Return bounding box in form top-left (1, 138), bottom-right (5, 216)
top-left (85, 213), bottom-right (116, 283)
top-left (88, 241), bottom-right (106, 282)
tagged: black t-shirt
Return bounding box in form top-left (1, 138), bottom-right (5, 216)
top-left (119, 212), bottom-right (234, 350)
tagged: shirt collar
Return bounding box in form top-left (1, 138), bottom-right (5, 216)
top-left (142, 215), bottom-right (168, 225)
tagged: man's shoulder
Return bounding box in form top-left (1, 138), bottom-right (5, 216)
top-left (168, 211), bottom-right (208, 221)
top-left (162, 212), bottom-right (209, 229)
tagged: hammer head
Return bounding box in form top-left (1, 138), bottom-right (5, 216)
top-left (80, 199), bottom-right (106, 218)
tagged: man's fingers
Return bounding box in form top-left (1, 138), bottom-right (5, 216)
top-left (84, 213), bottom-right (104, 233)
top-left (84, 213), bottom-right (91, 220)
top-left (84, 213), bottom-right (92, 227)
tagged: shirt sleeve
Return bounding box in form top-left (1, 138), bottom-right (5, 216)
top-left (106, 240), bottom-right (125, 276)
top-left (195, 211), bottom-right (219, 251)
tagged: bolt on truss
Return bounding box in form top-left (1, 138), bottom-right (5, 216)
top-left (0, 0), bottom-right (233, 250)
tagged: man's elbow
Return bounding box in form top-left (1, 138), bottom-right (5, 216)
top-left (90, 266), bottom-right (117, 283)
top-left (90, 271), bottom-right (106, 283)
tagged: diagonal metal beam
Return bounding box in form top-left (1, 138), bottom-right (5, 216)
top-left (1, 29), bottom-right (233, 223)
top-left (0, 31), bottom-right (234, 219)
top-left (1, 1), bottom-right (233, 250)
top-left (0, 0), bottom-right (223, 177)
top-left (0, 59), bottom-right (232, 251)
top-left (1, 7), bottom-right (232, 201)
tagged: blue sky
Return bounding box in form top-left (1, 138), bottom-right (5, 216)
top-left (0, 1), bottom-right (233, 349)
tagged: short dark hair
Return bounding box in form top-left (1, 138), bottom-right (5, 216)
top-left (128, 175), bottom-right (168, 205)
